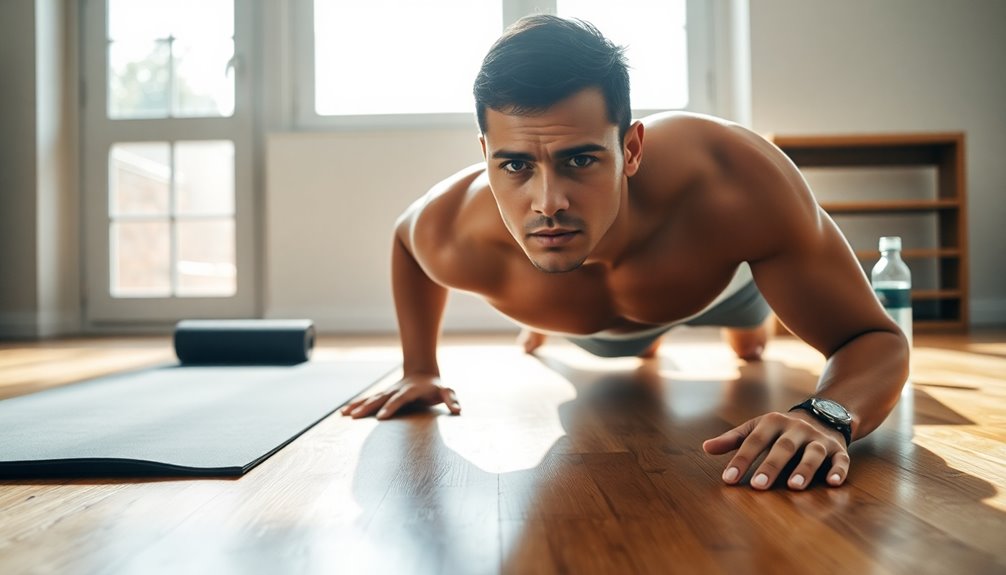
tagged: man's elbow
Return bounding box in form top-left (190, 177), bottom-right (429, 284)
top-left (890, 327), bottom-right (911, 382)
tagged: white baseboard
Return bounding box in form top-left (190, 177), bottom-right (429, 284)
top-left (971, 298), bottom-right (1006, 327)
top-left (0, 312), bottom-right (40, 339)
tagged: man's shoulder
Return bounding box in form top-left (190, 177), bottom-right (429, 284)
top-left (629, 112), bottom-right (739, 205)
top-left (632, 112), bottom-right (816, 261)
top-left (398, 163), bottom-right (511, 290)
top-left (405, 163), bottom-right (498, 241)
top-left (397, 162), bottom-right (481, 228)
top-left (640, 111), bottom-right (736, 139)
top-left (637, 111), bottom-right (795, 188)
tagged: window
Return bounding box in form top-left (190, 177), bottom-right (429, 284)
top-left (82, 0), bottom-right (256, 323)
top-left (300, 0), bottom-right (713, 125)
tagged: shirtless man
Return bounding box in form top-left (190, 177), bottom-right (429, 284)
top-left (341, 15), bottom-right (909, 491)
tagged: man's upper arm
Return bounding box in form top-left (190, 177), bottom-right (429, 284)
top-left (730, 131), bottom-right (900, 357)
top-left (396, 164), bottom-right (505, 294)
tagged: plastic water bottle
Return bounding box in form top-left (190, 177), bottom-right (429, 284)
top-left (871, 236), bottom-right (912, 395)
top-left (871, 236), bottom-right (913, 348)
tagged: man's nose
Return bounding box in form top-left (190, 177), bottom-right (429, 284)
top-left (530, 172), bottom-right (570, 216)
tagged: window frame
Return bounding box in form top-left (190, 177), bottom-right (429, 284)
top-left (291, 0), bottom-right (719, 130)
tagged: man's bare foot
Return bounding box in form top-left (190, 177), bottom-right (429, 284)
top-left (518, 329), bottom-right (547, 354)
top-left (722, 315), bottom-right (775, 362)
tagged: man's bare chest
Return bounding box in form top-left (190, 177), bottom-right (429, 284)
top-left (487, 258), bottom-right (742, 336)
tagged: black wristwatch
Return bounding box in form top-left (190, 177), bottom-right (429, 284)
top-left (789, 397), bottom-right (853, 446)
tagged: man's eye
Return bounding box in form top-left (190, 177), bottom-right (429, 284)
top-left (567, 155), bottom-right (596, 168)
top-left (502, 160), bottom-right (530, 174)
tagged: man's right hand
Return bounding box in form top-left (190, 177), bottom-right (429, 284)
top-left (339, 374), bottom-right (461, 420)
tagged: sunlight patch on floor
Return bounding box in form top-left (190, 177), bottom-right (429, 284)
top-left (435, 346), bottom-right (576, 474)
top-left (658, 342), bottom-right (741, 382)
top-left (969, 342), bottom-right (1006, 356)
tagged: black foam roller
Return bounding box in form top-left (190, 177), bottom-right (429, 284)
top-left (173, 319), bottom-right (315, 365)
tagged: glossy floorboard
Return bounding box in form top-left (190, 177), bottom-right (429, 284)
top-left (0, 330), bottom-right (1004, 574)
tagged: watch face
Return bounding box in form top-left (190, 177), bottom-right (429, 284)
top-left (813, 398), bottom-right (851, 422)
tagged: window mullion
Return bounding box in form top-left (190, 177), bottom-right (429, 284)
top-left (168, 35), bottom-right (176, 118)
top-left (169, 142), bottom-right (179, 296)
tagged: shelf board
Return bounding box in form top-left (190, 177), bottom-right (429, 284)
top-left (914, 320), bottom-right (967, 332)
top-left (912, 290), bottom-right (962, 300)
top-left (772, 135), bottom-right (963, 168)
top-left (772, 133), bottom-right (963, 148)
top-left (820, 199), bottom-right (959, 213)
top-left (854, 248), bottom-right (961, 260)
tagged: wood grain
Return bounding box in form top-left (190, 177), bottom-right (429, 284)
top-left (0, 330), bottom-right (1003, 574)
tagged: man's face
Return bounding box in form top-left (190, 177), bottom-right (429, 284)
top-left (480, 88), bottom-right (636, 273)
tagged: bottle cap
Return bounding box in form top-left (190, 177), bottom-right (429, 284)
top-left (878, 236), bottom-right (902, 251)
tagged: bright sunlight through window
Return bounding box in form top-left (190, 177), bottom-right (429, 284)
top-left (556, 0), bottom-right (689, 110)
top-left (313, 0), bottom-right (689, 117)
top-left (314, 0), bottom-right (501, 116)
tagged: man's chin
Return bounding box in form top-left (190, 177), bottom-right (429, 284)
top-left (529, 255), bottom-right (587, 274)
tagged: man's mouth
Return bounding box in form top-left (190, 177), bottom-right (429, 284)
top-left (528, 229), bottom-right (580, 247)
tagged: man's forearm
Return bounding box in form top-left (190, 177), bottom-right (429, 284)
top-left (392, 234), bottom-right (448, 376)
top-left (815, 329), bottom-right (910, 441)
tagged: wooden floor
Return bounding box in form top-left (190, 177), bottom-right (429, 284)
top-left (1, 329), bottom-right (1004, 574)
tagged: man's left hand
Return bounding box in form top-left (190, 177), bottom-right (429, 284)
top-left (702, 411), bottom-right (850, 490)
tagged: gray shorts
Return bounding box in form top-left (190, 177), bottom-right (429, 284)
top-left (565, 280), bottom-right (771, 358)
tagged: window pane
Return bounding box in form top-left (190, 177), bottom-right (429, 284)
top-left (170, 0), bottom-right (234, 41)
top-left (175, 141), bottom-right (235, 215)
top-left (177, 220), bottom-right (236, 296)
top-left (107, 0), bottom-right (234, 119)
top-left (109, 0), bottom-right (233, 41)
top-left (314, 0), bottom-right (501, 115)
top-left (109, 40), bottom-right (171, 119)
top-left (108, 0), bottom-right (173, 42)
top-left (174, 39), bottom-right (235, 117)
top-left (111, 221), bottom-right (171, 297)
top-left (110, 143), bottom-right (170, 216)
top-left (556, 0), bottom-right (689, 110)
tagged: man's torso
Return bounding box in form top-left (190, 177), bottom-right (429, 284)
top-left (403, 113), bottom-right (790, 337)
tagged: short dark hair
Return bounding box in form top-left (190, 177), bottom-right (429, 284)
top-left (474, 15), bottom-right (631, 142)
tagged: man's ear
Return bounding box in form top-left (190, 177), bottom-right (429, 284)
top-left (622, 121), bottom-right (644, 177)
top-left (479, 134), bottom-right (487, 160)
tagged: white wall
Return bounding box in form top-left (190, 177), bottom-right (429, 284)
top-left (265, 129), bottom-right (515, 333)
top-left (0, 0), bottom-right (41, 336)
top-left (749, 0), bottom-right (1006, 324)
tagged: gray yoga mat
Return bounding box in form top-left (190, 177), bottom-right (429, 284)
top-left (0, 352), bottom-right (399, 479)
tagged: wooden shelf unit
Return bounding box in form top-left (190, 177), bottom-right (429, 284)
top-left (771, 133), bottom-right (969, 332)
